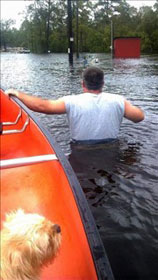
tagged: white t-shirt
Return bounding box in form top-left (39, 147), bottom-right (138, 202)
top-left (62, 92), bottom-right (125, 141)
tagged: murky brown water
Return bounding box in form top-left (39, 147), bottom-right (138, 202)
top-left (1, 52), bottom-right (158, 280)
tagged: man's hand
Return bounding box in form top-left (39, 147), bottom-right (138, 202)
top-left (5, 89), bottom-right (19, 98)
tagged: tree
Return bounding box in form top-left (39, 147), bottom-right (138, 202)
top-left (22, 0), bottom-right (68, 53)
top-left (137, 6), bottom-right (158, 52)
top-left (23, 0), bottom-right (57, 53)
top-left (0, 19), bottom-right (15, 51)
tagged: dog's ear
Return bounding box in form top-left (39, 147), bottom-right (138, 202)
top-left (6, 244), bottom-right (40, 279)
top-left (7, 237), bottom-right (27, 267)
top-left (9, 249), bottom-right (23, 267)
top-left (7, 238), bottom-right (40, 272)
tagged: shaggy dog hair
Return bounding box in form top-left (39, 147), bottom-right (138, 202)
top-left (0, 209), bottom-right (61, 280)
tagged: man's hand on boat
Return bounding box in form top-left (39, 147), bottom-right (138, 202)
top-left (5, 88), bottom-right (19, 98)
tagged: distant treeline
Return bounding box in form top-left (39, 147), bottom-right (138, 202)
top-left (1, 0), bottom-right (158, 54)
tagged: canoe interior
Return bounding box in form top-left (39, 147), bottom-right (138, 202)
top-left (1, 90), bottom-right (98, 279)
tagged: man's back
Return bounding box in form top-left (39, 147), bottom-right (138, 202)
top-left (63, 92), bottom-right (125, 142)
top-left (5, 66), bottom-right (144, 142)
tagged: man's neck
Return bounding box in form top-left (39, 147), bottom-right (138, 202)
top-left (83, 88), bottom-right (102, 94)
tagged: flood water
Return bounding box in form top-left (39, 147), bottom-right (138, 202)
top-left (1, 53), bottom-right (158, 280)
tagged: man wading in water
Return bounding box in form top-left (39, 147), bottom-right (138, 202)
top-left (5, 67), bottom-right (144, 144)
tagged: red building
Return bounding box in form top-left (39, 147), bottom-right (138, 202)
top-left (113, 37), bottom-right (141, 58)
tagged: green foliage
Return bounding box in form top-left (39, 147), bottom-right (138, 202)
top-left (0, 19), bottom-right (15, 50)
top-left (0, 0), bottom-right (158, 54)
top-left (136, 6), bottom-right (158, 52)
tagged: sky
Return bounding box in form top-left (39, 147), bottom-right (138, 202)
top-left (1, 0), bottom-right (157, 29)
top-left (1, 1), bottom-right (32, 28)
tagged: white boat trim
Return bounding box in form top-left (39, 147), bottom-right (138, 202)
top-left (2, 116), bottom-right (29, 135)
top-left (1, 154), bottom-right (58, 169)
top-left (2, 109), bottom-right (22, 125)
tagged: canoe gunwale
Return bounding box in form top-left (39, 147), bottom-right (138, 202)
top-left (9, 95), bottom-right (115, 280)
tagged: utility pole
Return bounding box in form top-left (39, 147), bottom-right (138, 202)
top-left (46, 0), bottom-right (51, 53)
top-left (76, 0), bottom-right (79, 58)
top-left (67, 0), bottom-right (73, 64)
top-left (111, 20), bottom-right (114, 58)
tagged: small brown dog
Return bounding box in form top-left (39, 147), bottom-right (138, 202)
top-left (0, 209), bottom-right (61, 280)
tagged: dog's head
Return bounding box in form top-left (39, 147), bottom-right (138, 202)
top-left (2, 209), bottom-right (61, 271)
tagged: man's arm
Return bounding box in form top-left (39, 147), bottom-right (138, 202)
top-left (5, 89), bottom-right (66, 114)
top-left (124, 100), bottom-right (144, 123)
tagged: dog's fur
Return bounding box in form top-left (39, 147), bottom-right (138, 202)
top-left (0, 209), bottom-right (61, 280)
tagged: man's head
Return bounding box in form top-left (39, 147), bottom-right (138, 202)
top-left (82, 67), bottom-right (104, 92)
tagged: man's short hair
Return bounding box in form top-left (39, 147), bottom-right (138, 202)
top-left (83, 67), bottom-right (104, 90)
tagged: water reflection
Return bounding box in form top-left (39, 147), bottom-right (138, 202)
top-left (69, 140), bottom-right (139, 207)
top-left (69, 140), bottom-right (158, 280)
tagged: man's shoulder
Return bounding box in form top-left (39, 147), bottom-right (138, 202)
top-left (101, 92), bottom-right (124, 101)
top-left (62, 93), bottom-right (83, 99)
top-left (61, 93), bottom-right (84, 107)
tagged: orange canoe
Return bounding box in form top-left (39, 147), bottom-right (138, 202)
top-left (0, 89), bottom-right (114, 280)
